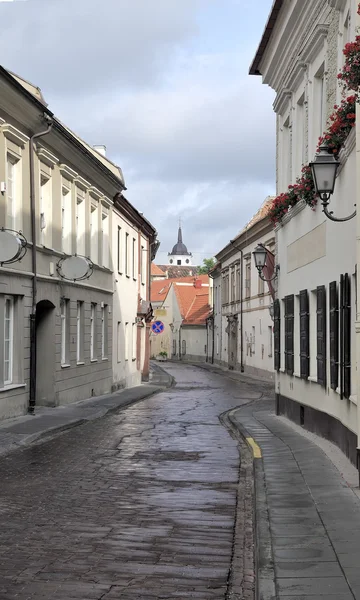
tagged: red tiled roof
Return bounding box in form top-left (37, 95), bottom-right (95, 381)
top-left (173, 285), bottom-right (210, 325)
top-left (151, 263), bottom-right (166, 277)
top-left (150, 280), bottom-right (171, 302)
top-left (183, 292), bottom-right (211, 325)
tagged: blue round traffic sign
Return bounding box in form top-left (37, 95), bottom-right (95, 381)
top-left (151, 320), bottom-right (164, 335)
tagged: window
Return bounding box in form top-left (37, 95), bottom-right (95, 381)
top-left (61, 186), bottom-right (72, 255)
top-left (295, 94), bottom-right (305, 176)
top-left (216, 333), bottom-right (219, 355)
top-left (177, 259), bottom-right (181, 266)
top-left (117, 227), bottom-right (122, 273)
top-left (314, 64), bottom-right (326, 149)
top-left (101, 304), bottom-right (108, 359)
top-left (117, 321), bottom-right (121, 363)
top-left (236, 264), bottom-right (241, 301)
top-left (125, 233), bottom-right (129, 276)
top-left (268, 326), bottom-right (273, 358)
top-left (76, 301), bottom-right (84, 363)
top-left (125, 322), bottom-right (129, 360)
top-left (252, 326), bottom-right (255, 355)
top-left (231, 267), bottom-right (235, 302)
top-left (76, 192), bottom-right (86, 256)
top-left (182, 339), bottom-right (186, 356)
top-left (274, 299), bottom-right (281, 371)
top-left (101, 210), bottom-right (109, 268)
top-left (284, 295), bottom-right (294, 375)
top-left (282, 116), bottom-right (291, 189)
top-left (40, 172), bottom-right (52, 247)
top-left (90, 204), bottom-right (99, 264)
top-left (258, 275), bottom-right (264, 296)
top-left (6, 156), bottom-right (20, 231)
top-left (245, 262), bottom-right (251, 299)
top-left (300, 290), bottom-right (310, 379)
top-left (141, 245), bottom-right (145, 283)
top-left (61, 299), bottom-right (70, 366)
top-left (4, 296), bottom-right (14, 384)
top-left (132, 322), bottom-right (136, 360)
top-left (173, 339), bottom-right (177, 356)
top-left (132, 237), bottom-right (136, 279)
top-left (90, 303), bottom-right (97, 360)
top-left (316, 286), bottom-right (326, 387)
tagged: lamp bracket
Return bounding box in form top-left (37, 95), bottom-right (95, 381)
top-left (257, 264), bottom-right (280, 282)
top-left (321, 195), bottom-right (356, 222)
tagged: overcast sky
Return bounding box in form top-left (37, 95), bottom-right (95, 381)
top-left (0, 0), bottom-right (276, 265)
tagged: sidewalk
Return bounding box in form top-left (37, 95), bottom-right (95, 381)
top-left (0, 362), bottom-right (173, 458)
top-left (196, 361), bottom-right (360, 599)
top-left (232, 403), bottom-right (360, 600)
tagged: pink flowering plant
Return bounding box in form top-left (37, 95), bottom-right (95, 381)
top-left (269, 3), bottom-right (360, 227)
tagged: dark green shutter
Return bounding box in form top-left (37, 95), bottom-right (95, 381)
top-left (285, 295), bottom-right (294, 376)
top-left (274, 299), bottom-right (280, 372)
top-left (317, 285), bottom-right (326, 388)
top-left (329, 281), bottom-right (339, 391)
top-left (299, 290), bottom-right (309, 380)
top-left (343, 274), bottom-right (351, 399)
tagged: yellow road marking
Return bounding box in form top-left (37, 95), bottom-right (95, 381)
top-left (246, 437), bottom-right (262, 458)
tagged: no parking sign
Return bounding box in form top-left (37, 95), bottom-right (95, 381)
top-left (151, 321), bottom-right (165, 335)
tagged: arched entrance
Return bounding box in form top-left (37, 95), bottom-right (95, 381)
top-left (36, 299), bottom-right (56, 406)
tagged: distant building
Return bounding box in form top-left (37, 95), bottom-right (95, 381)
top-left (167, 223), bottom-right (193, 266)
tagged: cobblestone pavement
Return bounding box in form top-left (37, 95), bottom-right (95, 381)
top-left (0, 363), bottom-right (273, 600)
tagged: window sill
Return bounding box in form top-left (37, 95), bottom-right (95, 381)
top-left (90, 358), bottom-right (98, 363)
top-left (0, 383), bottom-right (26, 393)
top-left (61, 364), bottom-right (71, 369)
top-left (126, 275), bottom-right (130, 279)
top-left (77, 361), bottom-right (85, 366)
top-left (133, 278), bottom-right (137, 282)
top-left (141, 282), bottom-right (145, 286)
top-left (132, 359), bottom-right (136, 362)
top-left (308, 376), bottom-right (319, 384)
top-left (118, 271), bottom-right (123, 276)
top-left (102, 357), bottom-right (108, 362)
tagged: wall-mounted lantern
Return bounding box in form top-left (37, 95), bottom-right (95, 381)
top-left (253, 244), bottom-right (280, 282)
top-left (310, 144), bottom-right (356, 222)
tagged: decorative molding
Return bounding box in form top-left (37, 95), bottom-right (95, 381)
top-left (300, 24), bottom-right (330, 64)
top-left (75, 176), bottom-right (90, 191)
top-left (60, 163), bottom-right (78, 181)
top-left (89, 186), bottom-right (102, 200)
top-left (327, 0), bottom-right (347, 10)
top-left (37, 146), bottom-right (59, 168)
top-left (274, 89), bottom-right (292, 116)
top-left (285, 61), bottom-right (308, 94)
top-left (2, 124), bottom-right (29, 147)
top-left (101, 196), bottom-right (112, 209)
top-left (0, 118), bottom-right (5, 127)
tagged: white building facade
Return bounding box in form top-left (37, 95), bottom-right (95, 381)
top-left (251, 0), bottom-right (359, 463)
top-left (211, 200), bottom-right (275, 380)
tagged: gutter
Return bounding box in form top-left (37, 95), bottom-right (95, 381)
top-left (28, 115), bottom-right (54, 414)
top-left (249, 0), bottom-right (284, 76)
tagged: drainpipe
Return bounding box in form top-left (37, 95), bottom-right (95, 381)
top-left (28, 116), bottom-right (53, 414)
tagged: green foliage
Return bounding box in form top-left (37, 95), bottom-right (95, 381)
top-left (198, 257), bottom-right (216, 274)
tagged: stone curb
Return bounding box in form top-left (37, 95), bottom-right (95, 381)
top-left (227, 409), bottom-right (276, 600)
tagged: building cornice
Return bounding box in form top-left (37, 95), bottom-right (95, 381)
top-left (327, 0), bottom-right (347, 10)
top-left (300, 24), bottom-right (329, 65)
top-left (75, 175), bottom-right (90, 191)
top-left (37, 146), bottom-right (59, 168)
top-left (60, 163), bottom-right (78, 181)
top-left (2, 123), bottom-right (29, 147)
top-left (89, 186), bottom-right (103, 201)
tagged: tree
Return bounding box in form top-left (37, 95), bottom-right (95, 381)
top-left (198, 257), bottom-right (216, 274)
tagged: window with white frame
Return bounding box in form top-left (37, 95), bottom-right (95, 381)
top-left (314, 64), bottom-right (326, 146)
top-left (117, 321), bottom-right (121, 363)
top-left (40, 172), bottom-right (52, 247)
top-left (141, 245), bottom-right (145, 284)
top-left (76, 301), bottom-right (84, 363)
top-left (282, 116), bottom-right (291, 190)
top-left (132, 237), bottom-right (136, 279)
top-left (101, 304), bottom-right (108, 359)
top-left (117, 227), bottom-right (122, 273)
top-left (252, 325), bottom-right (255, 354)
top-left (101, 210), bottom-right (109, 268)
top-left (6, 155), bottom-right (18, 230)
top-left (245, 262), bottom-right (251, 299)
top-left (295, 93), bottom-right (305, 176)
top-left (61, 185), bottom-right (72, 255)
top-left (90, 203), bottom-right (99, 264)
top-left (4, 296), bottom-right (14, 385)
top-left (132, 322), bottom-right (136, 360)
top-left (90, 302), bottom-right (97, 360)
top-left (76, 191), bottom-right (86, 256)
top-left (61, 299), bottom-right (70, 366)
top-left (125, 233), bottom-right (129, 276)
top-left (125, 322), bottom-right (129, 360)
top-left (258, 274), bottom-right (265, 296)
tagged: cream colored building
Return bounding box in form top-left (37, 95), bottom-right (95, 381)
top-left (0, 67), bottom-right (156, 421)
top-left (251, 0), bottom-right (359, 463)
top-left (211, 198), bottom-right (275, 380)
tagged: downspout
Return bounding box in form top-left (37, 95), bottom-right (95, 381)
top-left (28, 116), bottom-right (53, 415)
top-left (209, 272), bottom-right (215, 364)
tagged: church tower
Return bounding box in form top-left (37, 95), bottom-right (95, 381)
top-left (167, 222), bottom-right (192, 266)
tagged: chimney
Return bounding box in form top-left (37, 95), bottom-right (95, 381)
top-left (93, 145), bottom-right (107, 157)
top-left (194, 278), bottom-right (202, 289)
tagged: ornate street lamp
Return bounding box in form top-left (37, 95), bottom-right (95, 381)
top-left (253, 244), bottom-right (279, 282)
top-left (310, 144), bottom-right (356, 222)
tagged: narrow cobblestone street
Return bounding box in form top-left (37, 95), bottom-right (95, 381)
top-left (0, 364), bottom-right (272, 600)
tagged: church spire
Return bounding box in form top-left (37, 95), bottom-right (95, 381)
top-left (178, 218), bottom-right (183, 244)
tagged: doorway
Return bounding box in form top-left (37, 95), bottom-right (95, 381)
top-left (228, 316), bottom-right (238, 370)
top-left (36, 299), bottom-right (56, 406)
